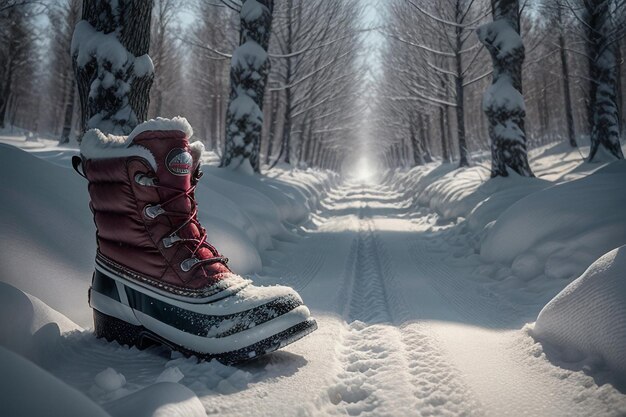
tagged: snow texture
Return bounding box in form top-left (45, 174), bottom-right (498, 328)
top-left (126, 116), bottom-right (194, 143)
top-left (241, 0), bottom-right (265, 23)
top-left (232, 40), bottom-right (268, 73)
top-left (476, 19), bottom-right (523, 60)
top-left (483, 76), bottom-right (525, 116)
top-left (533, 245), bottom-right (626, 385)
top-left (71, 20), bottom-right (155, 134)
top-left (95, 368), bottom-right (127, 392)
top-left (104, 382), bottom-right (205, 417)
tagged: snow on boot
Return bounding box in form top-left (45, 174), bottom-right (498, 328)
top-left (75, 117), bottom-right (317, 364)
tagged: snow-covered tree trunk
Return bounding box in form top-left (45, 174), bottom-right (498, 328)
top-left (477, 0), bottom-right (534, 177)
top-left (72, 0), bottom-right (154, 137)
top-left (584, 0), bottom-right (624, 162)
top-left (221, 0), bottom-right (274, 174)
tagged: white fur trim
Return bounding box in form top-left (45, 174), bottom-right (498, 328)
top-left (189, 141), bottom-right (205, 171)
top-left (80, 117), bottom-right (195, 170)
top-left (127, 116), bottom-right (193, 143)
top-left (80, 129), bottom-right (157, 169)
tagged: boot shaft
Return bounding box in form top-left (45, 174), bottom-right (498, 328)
top-left (81, 118), bottom-right (230, 295)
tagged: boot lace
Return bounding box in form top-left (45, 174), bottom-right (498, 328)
top-left (138, 173), bottom-right (229, 273)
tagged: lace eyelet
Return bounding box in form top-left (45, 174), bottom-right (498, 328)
top-left (135, 173), bottom-right (156, 187)
top-left (144, 204), bottom-right (165, 219)
top-left (180, 258), bottom-right (199, 272)
top-left (163, 234), bottom-right (181, 248)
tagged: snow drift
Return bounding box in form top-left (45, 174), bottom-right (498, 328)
top-left (0, 345), bottom-right (111, 417)
top-left (481, 161), bottom-right (626, 280)
top-left (0, 281), bottom-right (81, 362)
top-left (532, 245), bottom-right (626, 385)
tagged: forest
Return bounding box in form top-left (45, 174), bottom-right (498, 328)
top-left (1, 0), bottom-right (625, 172)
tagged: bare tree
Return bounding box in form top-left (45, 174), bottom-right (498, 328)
top-left (0, 3), bottom-right (38, 129)
top-left (555, 3), bottom-right (578, 147)
top-left (48, 0), bottom-right (81, 143)
top-left (185, 2), bottom-right (236, 152)
top-left (267, 0), bottom-right (364, 171)
top-left (149, 0), bottom-right (184, 120)
top-left (404, 0), bottom-right (490, 167)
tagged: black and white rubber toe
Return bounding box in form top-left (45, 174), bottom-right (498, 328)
top-left (89, 268), bottom-right (317, 363)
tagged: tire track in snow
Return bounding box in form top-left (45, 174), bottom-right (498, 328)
top-left (325, 188), bottom-right (484, 416)
top-left (328, 218), bottom-right (415, 416)
top-left (371, 222), bottom-right (484, 416)
top-left (345, 222), bottom-right (392, 324)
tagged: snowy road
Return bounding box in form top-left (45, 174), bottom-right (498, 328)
top-left (42, 180), bottom-right (626, 416)
top-left (244, 181), bottom-right (626, 417)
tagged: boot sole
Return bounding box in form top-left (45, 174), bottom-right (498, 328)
top-left (93, 308), bottom-right (318, 365)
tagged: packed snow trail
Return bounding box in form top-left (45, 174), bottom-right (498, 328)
top-left (31, 179), bottom-right (626, 416)
top-left (253, 181), bottom-right (625, 417)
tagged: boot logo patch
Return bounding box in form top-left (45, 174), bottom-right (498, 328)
top-left (166, 148), bottom-right (193, 176)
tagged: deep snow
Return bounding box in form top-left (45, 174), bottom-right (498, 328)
top-left (1, 133), bottom-right (625, 416)
top-left (533, 245), bottom-right (626, 388)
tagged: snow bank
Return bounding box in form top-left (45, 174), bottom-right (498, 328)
top-left (0, 280), bottom-right (206, 417)
top-left (388, 161), bottom-right (549, 224)
top-left (467, 178), bottom-right (550, 233)
top-left (418, 167), bottom-right (549, 222)
top-left (0, 276), bottom-right (81, 362)
top-left (532, 245), bottom-right (626, 385)
top-left (0, 345), bottom-right (110, 417)
top-left (481, 161), bottom-right (626, 280)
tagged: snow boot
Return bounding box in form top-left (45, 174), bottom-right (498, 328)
top-left (74, 117), bottom-right (317, 364)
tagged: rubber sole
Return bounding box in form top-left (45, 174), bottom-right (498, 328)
top-left (93, 308), bottom-right (318, 365)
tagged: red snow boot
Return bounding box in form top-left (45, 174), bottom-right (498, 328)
top-left (75, 117), bottom-right (316, 363)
